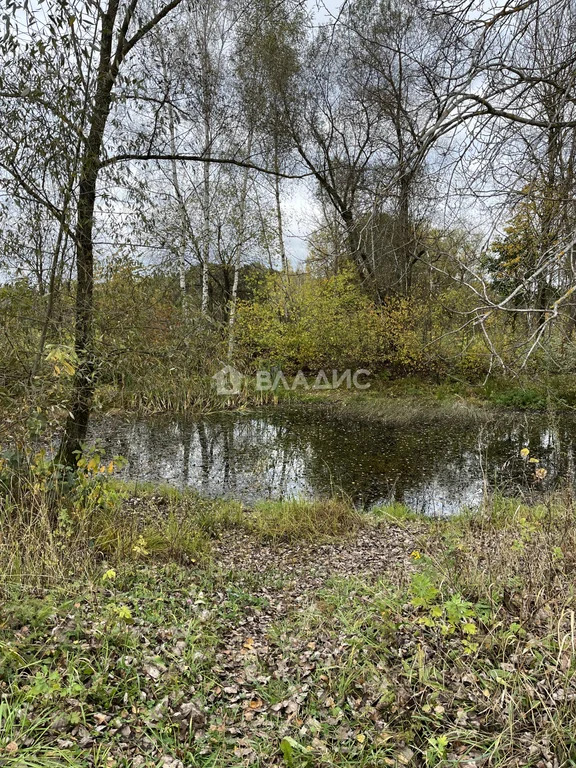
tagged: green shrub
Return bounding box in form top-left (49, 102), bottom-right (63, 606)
top-left (487, 386), bottom-right (548, 410)
top-left (235, 271), bottom-right (427, 373)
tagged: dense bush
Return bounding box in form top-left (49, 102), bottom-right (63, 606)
top-left (235, 270), bottom-right (422, 372)
top-left (233, 271), bottom-right (530, 378)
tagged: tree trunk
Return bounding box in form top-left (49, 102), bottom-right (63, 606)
top-left (200, 12), bottom-right (211, 317)
top-left (227, 135), bottom-right (252, 360)
top-left (273, 137), bottom-right (288, 276)
top-left (162, 46), bottom-right (199, 316)
top-left (341, 207), bottom-right (383, 302)
top-left (57, 0), bottom-right (120, 466)
top-left (227, 257), bottom-right (241, 360)
top-left (398, 173), bottom-right (414, 296)
top-left (168, 102), bottom-right (190, 311)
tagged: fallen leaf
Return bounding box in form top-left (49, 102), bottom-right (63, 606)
top-left (144, 664), bottom-right (161, 680)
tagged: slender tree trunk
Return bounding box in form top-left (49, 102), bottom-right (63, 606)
top-left (201, 159), bottom-right (210, 316)
top-left (273, 137), bottom-right (288, 276)
top-left (227, 134), bottom-right (253, 360)
top-left (168, 102), bottom-right (189, 310)
top-left (57, 0), bottom-right (120, 466)
top-left (58, 177), bottom-right (98, 464)
top-left (162, 49), bottom-right (201, 315)
top-left (227, 260), bottom-right (241, 360)
top-left (200, 13), bottom-right (211, 317)
top-left (398, 174), bottom-right (412, 295)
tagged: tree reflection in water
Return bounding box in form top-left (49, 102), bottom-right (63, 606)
top-left (90, 409), bottom-right (574, 515)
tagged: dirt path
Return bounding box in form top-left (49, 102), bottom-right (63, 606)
top-left (188, 523), bottom-right (423, 765)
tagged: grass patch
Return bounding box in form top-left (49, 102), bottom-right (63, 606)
top-left (269, 568), bottom-right (576, 765)
top-left (4, 472), bottom-right (576, 765)
top-left (0, 457), bottom-right (361, 593)
top-left (371, 501), bottom-right (423, 522)
top-left (260, 497), bottom-right (576, 765)
top-left (432, 491), bottom-right (576, 611)
top-left (248, 498), bottom-right (361, 542)
top-left (0, 467), bottom-right (241, 592)
top-left (0, 564), bottom-right (221, 767)
top-left (279, 372), bottom-right (576, 419)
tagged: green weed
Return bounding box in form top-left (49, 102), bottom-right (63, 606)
top-left (248, 498), bottom-right (360, 542)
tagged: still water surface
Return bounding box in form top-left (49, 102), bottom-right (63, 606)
top-left (90, 407), bottom-right (576, 515)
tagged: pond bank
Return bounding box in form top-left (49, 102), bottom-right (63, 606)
top-left (92, 371), bottom-right (576, 420)
top-left (2, 489), bottom-right (575, 766)
top-left (278, 372), bottom-right (576, 417)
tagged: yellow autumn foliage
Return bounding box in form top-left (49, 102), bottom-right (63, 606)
top-left (235, 270), bottom-right (422, 372)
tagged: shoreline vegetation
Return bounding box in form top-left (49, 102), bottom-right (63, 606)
top-left (1, 371), bottom-right (560, 424)
top-left (2, 473), bottom-right (576, 767)
top-left (92, 372), bottom-right (576, 422)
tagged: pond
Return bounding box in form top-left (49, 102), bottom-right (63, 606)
top-left (90, 406), bottom-right (576, 515)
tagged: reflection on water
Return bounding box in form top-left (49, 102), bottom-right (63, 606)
top-left (90, 407), bottom-right (576, 515)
